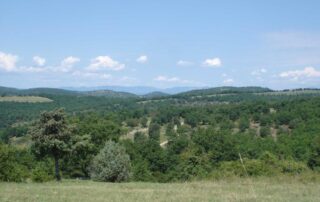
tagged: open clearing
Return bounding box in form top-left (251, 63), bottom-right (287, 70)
top-left (0, 178), bottom-right (319, 202)
top-left (0, 96), bottom-right (52, 103)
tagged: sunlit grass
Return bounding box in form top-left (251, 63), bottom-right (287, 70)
top-left (0, 177), bottom-right (319, 202)
top-left (0, 96), bottom-right (52, 103)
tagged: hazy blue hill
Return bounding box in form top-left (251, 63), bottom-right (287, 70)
top-left (83, 90), bottom-right (138, 98)
top-left (0, 86), bottom-right (79, 96)
top-left (0, 86), bottom-right (137, 98)
top-left (142, 91), bottom-right (170, 98)
top-left (63, 86), bottom-right (201, 95)
top-left (22, 88), bottom-right (80, 96)
top-left (0, 86), bottom-right (20, 95)
top-left (162, 87), bottom-right (203, 94)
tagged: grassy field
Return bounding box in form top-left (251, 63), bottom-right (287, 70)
top-left (0, 96), bottom-right (53, 103)
top-left (0, 177), bottom-right (319, 202)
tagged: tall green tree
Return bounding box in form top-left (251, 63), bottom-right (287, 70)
top-left (148, 123), bottom-right (161, 142)
top-left (30, 108), bottom-right (72, 181)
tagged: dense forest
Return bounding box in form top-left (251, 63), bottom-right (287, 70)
top-left (1, 86), bottom-right (320, 182)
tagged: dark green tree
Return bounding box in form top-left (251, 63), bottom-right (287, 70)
top-left (239, 117), bottom-right (250, 132)
top-left (148, 123), bottom-right (161, 142)
top-left (141, 117), bottom-right (148, 128)
top-left (30, 108), bottom-right (73, 181)
top-left (308, 136), bottom-right (320, 170)
top-left (260, 126), bottom-right (271, 137)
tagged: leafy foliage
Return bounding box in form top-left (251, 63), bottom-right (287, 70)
top-left (1, 87), bottom-right (320, 182)
top-left (30, 108), bottom-right (73, 181)
top-left (89, 141), bottom-right (131, 182)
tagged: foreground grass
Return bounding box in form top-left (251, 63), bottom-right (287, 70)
top-left (0, 177), bottom-right (319, 202)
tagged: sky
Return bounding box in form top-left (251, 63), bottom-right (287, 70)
top-left (0, 0), bottom-right (320, 90)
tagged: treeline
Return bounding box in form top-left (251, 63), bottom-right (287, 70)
top-left (0, 94), bottom-right (138, 129)
top-left (1, 95), bottom-right (320, 182)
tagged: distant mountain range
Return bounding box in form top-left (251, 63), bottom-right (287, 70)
top-left (63, 86), bottom-right (202, 95)
top-left (1, 86), bottom-right (319, 99)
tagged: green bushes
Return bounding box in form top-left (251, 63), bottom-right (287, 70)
top-left (31, 162), bottom-right (54, 182)
top-left (0, 144), bottom-right (29, 182)
top-left (2, 92), bottom-right (320, 183)
top-left (308, 136), bottom-right (320, 170)
top-left (213, 152), bottom-right (309, 178)
top-left (0, 144), bottom-right (54, 182)
top-left (89, 141), bottom-right (131, 182)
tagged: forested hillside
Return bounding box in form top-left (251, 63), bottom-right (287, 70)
top-left (1, 86), bottom-right (320, 182)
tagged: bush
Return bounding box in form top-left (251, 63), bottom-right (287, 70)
top-left (132, 159), bottom-right (154, 181)
top-left (89, 141), bottom-right (131, 182)
top-left (308, 136), bottom-right (320, 170)
top-left (260, 126), bottom-right (271, 137)
top-left (0, 144), bottom-right (29, 182)
top-left (216, 160), bottom-right (270, 177)
top-left (31, 162), bottom-right (54, 182)
top-left (134, 132), bottom-right (146, 143)
top-left (279, 160), bottom-right (308, 174)
top-left (213, 152), bottom-right (309, 178)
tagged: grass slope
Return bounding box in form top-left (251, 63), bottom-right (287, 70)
top-left (0, 96), bottom-right (53, 103)
top-left (0, 177), bottom-right (319, 202)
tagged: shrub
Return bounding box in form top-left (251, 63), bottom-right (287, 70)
top-left (214, 153), bottom-right (309, 178)
top-left (126, 119), bottom-right (139, 127)
top-left (216, 160), bottom-right (270, 177)
top-left (31, 162), bottom-right (54, 182)
top-left (134, 132), bottom-right (146, 143)
top-left (260, 126), bottom-right (271, 137)
top-left (279, 160), bottom-right (308, 174)
top-left (132, 159), bottom-right (154, 181)
top-left (141, 117), bottom-right (148, 128)
top-left (308, 136), bottom-right (320, 170)
top-left (89, 141), bottom-right (131, 182)
top-left (0, 144), bottom-right (29, 182)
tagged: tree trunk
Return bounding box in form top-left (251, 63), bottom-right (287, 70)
top-left (54, 155), bottom-right (61, 181)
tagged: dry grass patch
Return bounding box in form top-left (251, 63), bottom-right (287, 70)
top-left (0, 96), bottom-right (52, 103)
top-left (0, 177), bottom-right (320, 202)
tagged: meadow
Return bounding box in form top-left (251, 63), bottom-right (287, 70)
top-left (0, 96), bottom-right (52, 103)
top-left (0, 177), bottom-right (320, 202)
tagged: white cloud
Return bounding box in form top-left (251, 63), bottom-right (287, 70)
top-left (87, 56), bottom-right (125, 71)
top-left (177, 60), bottom-right (193, 66)
top-left (0, 51), bottom-right (18, 71)
top-left (223, 78), bottom-right (234, 84)
top-left (57, 56), bottom-right (80, 72)
top-left (251, 68), bottom-right (267, 76)
top-left (61, 56), bottom-right (80, 67)
top-left (136, 55), bottom-right (148, 63)
top-left (279, 67), bottom-right (320, 80)
top-left (33, 56), bottom-right (46, 66)
top-left (203, 57), bottom-right (222, 67)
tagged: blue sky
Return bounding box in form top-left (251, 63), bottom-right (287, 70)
top-left (0, 0), bottom-right (320, 89)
